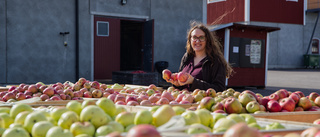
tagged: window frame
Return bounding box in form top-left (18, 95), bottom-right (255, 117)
top-left (312, 38), bottom-right (319, 54)
top-left (97, 21), bottom-right (109, 37)
top-left (207, 0), bottom-right (226, 4)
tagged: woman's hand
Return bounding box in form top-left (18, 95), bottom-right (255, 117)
top-left (166, 73), bottom-right (194, 86)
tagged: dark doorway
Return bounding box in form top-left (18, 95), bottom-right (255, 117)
top-left (120, 20), bottom-right (144, 71)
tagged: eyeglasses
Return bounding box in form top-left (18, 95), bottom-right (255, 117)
top-left (191, 36), bottom-right (206, 42)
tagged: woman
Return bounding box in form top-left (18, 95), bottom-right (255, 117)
top-left (168, 21), bottom-right (233, 92)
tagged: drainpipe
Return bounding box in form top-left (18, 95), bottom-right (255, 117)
top-left (75, 0), bottom-right (79, 81)
top-left (306, 11), bottom-right (320, 55)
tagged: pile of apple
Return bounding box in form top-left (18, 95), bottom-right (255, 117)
top-left (194, 88), bottom-right (320, 114)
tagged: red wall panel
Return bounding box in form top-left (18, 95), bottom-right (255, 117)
top-left (207, 0), bottom-right (245, 25)
top-left (94, 16), bottom-right (121, 79)
top-left (250, 0), bottom-right (304, 24)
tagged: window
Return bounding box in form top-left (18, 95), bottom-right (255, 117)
top-left (286, 0), bottom-right (298, 2)
top-left (207, 0), bottom-right (226, 4)
top-left (97, 21), bottom-right (109, 36)
top-left (312, 39), bottom-right (319, 54)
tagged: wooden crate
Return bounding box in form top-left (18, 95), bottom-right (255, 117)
top-left (0, 87), bottom-right (8, 92)
top-left (252, 111), bottom-right (320, 123)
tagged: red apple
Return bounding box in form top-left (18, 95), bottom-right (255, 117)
top-left (16, 93), bottom-right (26, 101)
top-left (64, 89), bottom-right (74, 98)
top-left (267, 100), bottom-right (282, 112)
top-left (3, 92), bottom-right (16, 102)
top-left (162, 69), bottom-right (172, 80)
top-left (90, 81), bottom-right (100, 89)
top-left (169, 101), bottom-right (179, 104)
top-left (140, 100), bottom-right (152, 106)
top-left (175, 94), bottom-right (185, 102)
top-left (224, 97), bottom-right (243, 114)
top-left (156, 98), bottom-right (170, 105)
top-left (211, 102), bottom-right (224, 112)
top-left (171, 73), bottom-right (178, 81)
top-left (279, 97), bottom-right (295, 112)
top-left (50, 96), bottom-right (61, 100)
top-left (92, 89), bottom-right (102, 98)
top-left (294, 91), bottom-right (305, 97)
top-left (127, 101), bottom-right (139, 106)
top-left (268, 93), bottom-right (279, 101)
top-left (161, 92), bottom-right (174, 102)
top-left (179, 100), bottom-right (191, 104)
top-left (83, 91), bottom-right (92, 98)
top-left (28, 84), bottom-right (38, 93)
top-left (177, 72), bottom-right (188, 83)
top-left (60, 94), bottom-right (67, 100)
top-left (126, 95), bottom-right (138, 103)
top-left (115, 94), bottom-right (126, 103)
top-left (298, 97), bottom-right (313, 110)
top-left (259, 96), bottom-right (270, 108)
top-left (182, 94), bottom-right (194, 103)
top-left (115, 101), bottom-right (126, 105)
top-left (206, 88), bottom-right (216, 97)
top-left (43, 87), bottom-right (55, 97)
top-left (289, 92), bottom-right (300, 105)
top-left (40, 94), bottom-right (50, 101)
top-left (294, 106), bottom-right (304, 111)
top-left (107, 94), bottom-right (116, 101)
top-left (148, 96), bottom-right (160, 103)
top-left (309, 92), bottom-right (320, 102)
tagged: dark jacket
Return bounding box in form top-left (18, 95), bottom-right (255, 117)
top-left (176, 53), bottom-right (226, 92)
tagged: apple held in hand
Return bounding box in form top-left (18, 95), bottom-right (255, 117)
top-left (177, 72), bottom-right (189, 83)
top-left (162, 69), bottom-right (172, 80)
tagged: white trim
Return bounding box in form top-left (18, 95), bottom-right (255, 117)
top-left (245, 0), bottom-right (250, 22)
top-left (91, 15), bottom-right (94, 81)
top-left (90, 11), bottom-right (149, 20)
top-left (203, 0), bottom-right (207, 24)
top-left (207, 0), bottom-right (226, 4)
top-left (224, 28), bottom-right (230, 86)
top-left (265, 33), bottom-right (270, 86)
top-left (96, 21), bottom-right (109, 37)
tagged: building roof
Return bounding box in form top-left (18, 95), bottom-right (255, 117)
top-left (209, 22), bottom-right (281, 32)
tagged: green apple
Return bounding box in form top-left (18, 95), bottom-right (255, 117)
top-left (0, 107), bottom-right (10, 114)
top-left (134, 110), bottom-right (153, 125)
top-left (194, 94), bottom-right (204, 103)
top-left (46, 126), bottom-right (73, 137)
top-left (66, 100), bottom-right (82, 116)
top-left (81, 100), bottom-right (96, 109)
top-left (70, 121), bottom-right (95, 136)
top-left (238, 92), bottom-right (257, 107)
top-left (76, 134), bottom-right (92, 137)
top-left (186, 123), bottom-right (210, 134)
top-left (9, 123), bottom-right (23, 128)
top-left (24, 111), bottom-right (47, 133)
top-left (80, 105), bottom-right (111, 128)
top-left (94, 125), bottom-right (114, 137)
top-left (0, 127), bottom-right (5, 136)
top-left (14, 111), bottom-right (31, 125)
top-left (152, 105), bottom-right (175, 127)
top-left (265, 122), bottom-right (285, 130)
top-left (114, 106), bottom-right (127, 116)
top-left (31, 121), bottom-right (54, 137)
top-left (198, 97), bottom-right (215, 110)
top-left (50, 107), bottom-right (69, 122)
top-left (107, 121), bottom-right (124, 133)
top-left (212, 113), bottom-right (227, 123)
top-left (246, 101), bottom-right (260, 113)
top-left (195, 109), bottom-right (213, 127)
top-left (0, 113), bottom-right (13, 128)
top-left (47, 116), bottom-right (57, 126)
top-left (2, 127), bottom-right (30, 137)
top-left (58, 111), bottom-right (79, 129)
top-left (10, 104), bottom-right (33, 119)
top-left (239, 114), bottom-right (257, 124)
top-left (125, 124), bottom-right (135, 132)
top-left (248, 122), bottom-right (261, 130)
top-left (149, 106), bottom-right (160, 114)
top-left (226, 114), bottom-right (245, 123)
top-left (96, 98), bottom-right (116, 117)
top-left (115, 112), bottom-right (135, 128)
top-left (213, 118), bottom-right (237, 130)
top-left (172, 106), bottom-right (186, 115)
top-left (181, 111), bottom-right (201, 125)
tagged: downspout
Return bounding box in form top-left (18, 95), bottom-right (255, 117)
top-left (306, 11), bottom-right (320, 54)
top-left (75, 0), bottom-right (79, 81)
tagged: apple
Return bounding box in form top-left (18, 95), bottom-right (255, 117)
top-left (3, 92), bottom-right (16, 102)
top-left (267, 100), bottom-right (282, 112)
top-left (28, 84), bottom-right (38, 93)
top-left (10, 103), bottom-right (33, 119)
top-left (211, 102), bottom-right (224, 112)
top-left (242, 90), bottom-right (259, 101)
top-left (134, 110), bottom-right (153, 125)
top-left (0, 113), bottom-right (13, 128)
top-left (213, 118), bottom-right (237, 133)
top-left (177, 72), bottom-right (188, 83)
top-left (2, 127), bottom-right (30, 137)
top-left (90, 81), bottom-right (100, 89)
top-left (181, 111), bottom-right (201, 125)
top-left (226, 114), bottom-right (246, 123)
top-left (58, 111), bottom-right (79, 129)
top-left (46, 126), bottom-right (73, 137)
top-left (115, 112), bottom-right (135, 128)
top-left (195, 109), bottom-right (213, 127)
top-left (107, 121), bottom-right (125, 133)
top-left (258, 96), bottom-right (270, 108)
top-left (152, 105), bottom-right (175, 127)
top-left (14, 111), bottom-right (31, 125)
top-left (114, 94), bottom-right (126, 103)
top-left (246, 101), bottom-right (260, 113)
top-left (265, 122), bottom-right (285, 130)
top-left (126, 95), bottom-right (138, 103)
top-left (279, 97), bottom-right (296, 112)
top-left (115, 101), bottom-right (126, 105)
top-left (63, 89), bottom-right (74, 98)
top-left (156, 98), bottom-right (170, 105)
top-left (80, 105), bottom-right (111, 128)
top-left (83, 82), bottom-right (91, 89)
top-left (69, 121), bottom-right (95, 136)
top-left (224, 97), bottom-right (243, 114)
top-left (126, 124), bottom-right (161, 137)
top-left (171, 73), bottom-right (178, 81)
top-left (162, 69), bottom-right (172, 80)
top-left (146, 89), bottom-right (155, 96)
top-left (43, 87), bottom-right (55, 97)
top-left (275, 89), bottom-right (288, 100)
top-left (96, 98), bottom-right (116, 117)
top-left (198, 97), bottom-right (215, 111)
top-left (161, 92), bottom-right (174, 102)
top-left (140, 100), bottom-right (152, 105)
top-left (239, 114), bottom-right (257, 124)
top-left (289, 92), bottom-right (300, 105)
top-left (175, 94), bottom-right (185, 102)
top-left (298, 97), bottom-right (313, 110)
top-left (94, 125), bottom-right (114, 136)
top-left (182, 94), bottom-right (194, 103)
top-left (186, 123), bottom-right (210, 134)
top-left (224, 123), bottom-right (263, 137)
top-left (50, 107), bottom-right (70, 122)
top-left (268, 93), bottom-right (280, 101)
top-left (238, 92), bottom-right (257, 107)
top-left (206, 88), bottom-right (216, 97)
top-left (83, 91), bottom-right (92, 98)
top-left (24, 111), bottom-right (47, 133)
top-left (31, 121), bottom-right (54, 137)
top-left (309, 92), bottom-right (320, 102)
top-left (92, 89), bottom-right (102, 98)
